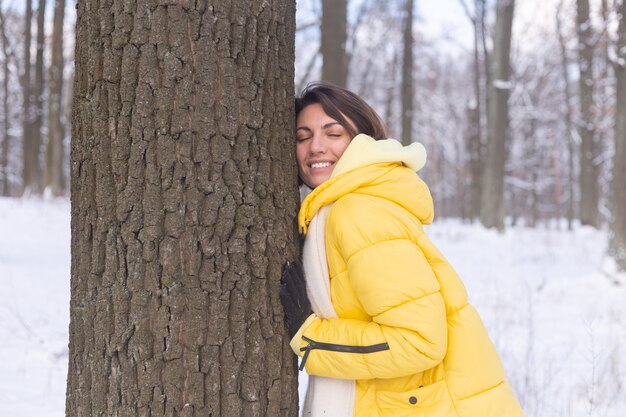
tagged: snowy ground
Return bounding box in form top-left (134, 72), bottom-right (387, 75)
top-left (1, 196), bottom-right (625, 417)
top-left (0, 197), bottom-right (70, 417)
top-left (426, 220), bottom-right (626, 417)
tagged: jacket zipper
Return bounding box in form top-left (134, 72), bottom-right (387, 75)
top-left (299, 336), bottom-right (390, 371)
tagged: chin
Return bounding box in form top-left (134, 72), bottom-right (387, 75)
top-left (311, 178), bottom-right (329, 188)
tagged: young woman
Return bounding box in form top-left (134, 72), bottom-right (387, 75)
top-left (279, 82), bottom-right (525, 417)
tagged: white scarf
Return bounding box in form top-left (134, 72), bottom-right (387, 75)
top-left (300, 204), bottom-right (356, 417)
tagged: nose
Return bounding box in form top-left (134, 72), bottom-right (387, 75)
top-left (309, 133), bottom-right (326, 154)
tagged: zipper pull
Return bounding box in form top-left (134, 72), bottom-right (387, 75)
top-left (299, 339), bottom-right (316, 371)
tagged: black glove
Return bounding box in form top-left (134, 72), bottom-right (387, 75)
top-left (279, 260), bottom-right (313, 339)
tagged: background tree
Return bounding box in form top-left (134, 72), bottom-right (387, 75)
top-left (66, 2), bottom-right (300, 417)
top-left (611, 0), bottom-right (626, 271)
top-left (596, 0), bottom-right (615, 223)
top-left (321, 0), bottom-right (348, 86)
top-left (459, 0), bottom-right (487, 221)
top-left (31, 0), bottom-right (46, 193)
top-left (44, 0), bottom-right (65, 196)
top-left (347, 0), bottom-right (401, 118)
top-left (0, 0), bottom-right (620, 263)
top-left (20, 0), bottom-right (36, 195)
top-left (0, 0), bottom-right (11, 196)
top-left (507, 40), bottom-right (564, 227)
top-left (480, 0), bottom-right (515, 231)
top-left (557, 0), bottom-right (576, 230)
top-left (401, 0), bottom-right (414, 145)
top-left (576, 0), bottom-right (600, 227)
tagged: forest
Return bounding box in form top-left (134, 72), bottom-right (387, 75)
top-left (0, 0), bottom-right (624, 269)
top-left (295, 0), bottom-right (625, 269)
top-left (0, 1), bottom-right (625, 417)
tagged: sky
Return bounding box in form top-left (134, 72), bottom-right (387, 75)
top-left (417, 0), bottom-right (474, 52)
top-left (417, 0), bottom-right (581, 55)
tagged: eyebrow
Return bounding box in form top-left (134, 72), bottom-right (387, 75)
top-left (296, 122), bottom-right (342, 132)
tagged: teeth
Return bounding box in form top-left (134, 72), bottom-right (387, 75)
top-left (311, 162), bottom-right (332, 168)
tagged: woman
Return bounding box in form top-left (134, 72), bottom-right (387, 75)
top-left (279, 82), bottom-right (524, 417)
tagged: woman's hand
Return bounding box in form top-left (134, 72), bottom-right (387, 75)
top-left (279, 260), bottom-right (312, 338)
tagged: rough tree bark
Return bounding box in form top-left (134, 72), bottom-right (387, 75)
top-left (401, 0), bottom-right (414, 146)
top-left (611, 0), bottom-right (626, 271)
top-left (44, 0), bottom-right (65, 196)
top-left (576, 0), bottom-right (600, 227)
top-left (480, 0), bottom-right (515, 231)
top-left (321, 0), bottom-right (348, 87)
top-left (67, 2), bottom-right (299, 417)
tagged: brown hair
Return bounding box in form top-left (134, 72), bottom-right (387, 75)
top-left (295, 82), bottom-right (388, 140)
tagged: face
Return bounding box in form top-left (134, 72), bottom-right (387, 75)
top-left (296, 103), bottom-right (353, 189)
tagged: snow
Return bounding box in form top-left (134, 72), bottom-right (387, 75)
top-left (1, 197), bottom-right (626, 417)
top-left (425, 220), bottom-right (626, 417)
top-left (494, 79), bottom-right (513, 90)
top-left (0, 197), bottom-right (70, 417)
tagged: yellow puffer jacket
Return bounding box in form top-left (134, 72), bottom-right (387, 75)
top-left (292, 135), bottom-right (525, 417)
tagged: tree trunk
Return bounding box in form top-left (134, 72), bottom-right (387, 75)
top-left (67, 2), bottom-right (299, 417)
top-left (21, 0), bottom-right (36, 194)
top-left (480, 0), bottom-right (515, 231)
top-left (611, 0), bottom-right (626, 271)
top-left (466, 102), bottom-right (481, 221)
top-left (401, 0), bottom-right (414, 146)
top-left (461, 0), bottom-right (485, 222)
top-left (384, 50), bottom-right (399, 139)
top-left (479, 0), bottom-right (490, 121)
top-left (0, 3), bottom-right (10, 196)
top-left (30, 0), bottom-right (46, 193)
top-left (321, 0), bottom-right (348, 87)
top-left (459, 0), bottom-right (484, 222)
top-left (44, 0), bottom-right (65, 196)
top-left (527, 119), bottom-right (538, 228)
top-left (577, 0), bottom-right (599, 227)
top-left (472, 0), bottom-right (484, 223)
top-left (557, 0), bottom-right (575, 230)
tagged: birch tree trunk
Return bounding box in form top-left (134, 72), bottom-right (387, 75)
top-left (611, 0), bottom-right (626, 271)
top-left (480, 0), bottom-right (515, 231)
top-left (67, 2), bottom-right (299, 417)
top-left (577, 0), bottom-right (600, 227)
top-left (321, 0), bottom-right (348, 87)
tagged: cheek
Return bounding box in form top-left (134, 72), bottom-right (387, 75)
top-left (295, 145), bottom-right (307, 170)
top-left (334, 139), bottom-right (351, 158)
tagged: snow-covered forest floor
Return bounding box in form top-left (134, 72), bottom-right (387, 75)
top-left (1, 197), bottom-right (625, 417)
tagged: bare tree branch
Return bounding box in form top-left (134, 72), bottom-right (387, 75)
top-left (297, 20), bottom-right (319, 32)
top-left (458, 0), bottom-right (476, 23)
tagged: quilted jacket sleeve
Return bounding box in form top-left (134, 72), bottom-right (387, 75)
top-left (293, 194), bottom-right (448, 380)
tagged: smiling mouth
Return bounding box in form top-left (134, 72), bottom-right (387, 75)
top-left (310, 162), bottom-right (333, 169)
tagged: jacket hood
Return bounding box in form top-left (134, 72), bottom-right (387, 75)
top-left (299, 134), bottom-right (433, 234)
